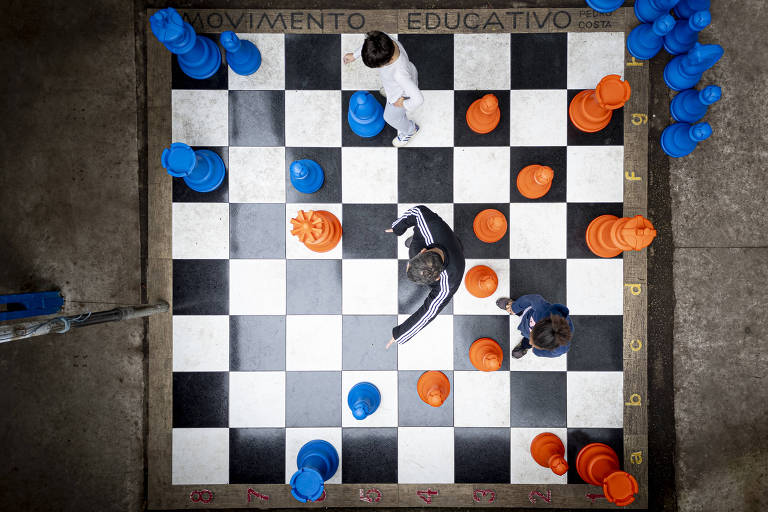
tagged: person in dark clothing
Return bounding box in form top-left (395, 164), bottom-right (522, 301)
top-left (496, 294), bottom-right (574, 358)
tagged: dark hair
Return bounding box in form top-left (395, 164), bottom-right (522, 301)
top-left (406, 251), bottom-right (443, 285)
top-left (531, 315), bottom-right (572, 350)
top-left (361, 31), bottom-right (395, 68)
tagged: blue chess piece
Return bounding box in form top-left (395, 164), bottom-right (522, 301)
top-left (290, 440), bottom-right (339, 502)
top-left (670, 85), bottom-right (722, 123)
top-left (664, 10), bottom-right (711, 55)
top-left (627, 15), bottom-right (676, 60)
top-left (289, 159), bottom-right (324, 194)
top-left (635, 0), bottom-right (680, 24)
top-left (220, 31), bottom-right (261, 76)
top-left (585, 0), bottom-right (624, 13)
top-left (347, 91), bottom-right (385, 138)
top-left (661, 122), bottom-right (712, 157)
top-left (347, 382), bottom-right (381, 420)
top-left (674, 0), bottom-right (710, 18)
top-left (664, 43), bottom-right (724, 91)
top-left (150, 8), bottom-right (221, 79)
top-left (161, 142), bottom-right (226, 192)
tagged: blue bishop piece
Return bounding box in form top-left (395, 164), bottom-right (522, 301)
top-left (635, 0), bottom-right (680, 24)
top-left (661, 122), bottom-right (712, 158)
top-left (150, 7), bottom-right (221, 80)
top-left (220, 31), bottom-right (261, 76)
top-left (674, 0), bottom-right (710, 18)
top-left (348, 91), bottom-right (385, 138)
top-left (664, 43), bottom-right (724, 91)
top-left (161, 142), bottom-right (226, 192)
top-left (627, 14), bottom-right (676, 60)
top-left (290, 440), bottom-right (339, 502)
top-left (670, 85), bottom-right (722, 123)
top-left (664, 10), bottom-right (711, 56)
top-left (289, 159), bottom-right (325, 194)
top-left (584, 0), bottom-right (624, 13)
top-left (347, 382), bottom-right (381, 420)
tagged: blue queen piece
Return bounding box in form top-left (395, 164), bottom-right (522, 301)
top-left (348, 91), bottom-right (385, 138)
top-left (149, 7), bottom-right (221, 80)
top-left (290, 440), bottom-right (339, 502)
top-left (161, 142), bottom-right (226, 192)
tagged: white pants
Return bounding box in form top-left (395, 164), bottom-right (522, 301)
top-left (383, 102), bottom-right (417, 136)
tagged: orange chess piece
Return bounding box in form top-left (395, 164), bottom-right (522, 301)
top-left (290, 210), bottom-right (342, 253)
top-left (469, 338), bottom-right (503, 372)
top-left (585, 214), bottom-right (657, 258)
top-left (464, 265), bottom-right (498, 298)
top-left (466, 93), bottom-right (501, 134)
top-left (516, 165), bottom-right (554, 199)
top-left (417, 371), bottom-right (451, 407)
top-left (569, 74), bottom-right (631, 133)
top-left (473, 209), bottom-right (507, 243)
top-left (576, 443), bottom-right (639, 507)
top-left (530, 433), bottom-right (569, 476)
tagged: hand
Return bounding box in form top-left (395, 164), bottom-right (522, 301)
top-left (506, 302), bottom-right (515, 314)
top-left (393, 97), bottom-right (405, 108)
top-left (385, 337), bottom-right (395, 350)
top-left (343, 53), bottom-right (355, 64)
top-left (384, 228), bottom-right (393, 233)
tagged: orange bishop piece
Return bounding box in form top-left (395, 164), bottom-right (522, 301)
top-left (466, 93), bottom-right (501, 134)
top-left (417, 371), bottom-right (451, 407)
top-left (473, 209), bottom-right (508, 243)
top-left (585, 214), bottom-right (657, 258)
top-left (517, 165), bottom-right (554, 199)
top-left (469, 338), bottom-right (503, 372)
top-left (576, 443), bottom-right (639, 507)
top-left (464, 265), bottom-right (498, 298)
top-left (290, 209), bottom-right (342, 253)
top-left (530, 433), bottom-right (569, 476)
top-left (569, 74), bottom-right (631, 133)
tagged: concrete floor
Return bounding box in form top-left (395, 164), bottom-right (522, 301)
top-left (0, 1), bottom-right (765, 511)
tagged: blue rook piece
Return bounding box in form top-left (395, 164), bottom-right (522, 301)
top-left (161, 142), bottom-right (226, 193)
top-left (348, 382), bottom-right (381, 420)
top-left (348, 91), bottom-right (385, 138)
top-left (664, 10), bottom-right (711, 55)
top-left (220, 31), bottom-right (261, 76)
top-left (149, 7), bottom-right (221, 79)
top-left (634, 0), bottom-right (680, 24)
top-left (627, 15), bottom-right (676, 60)
top-left (0, 292), bottom-right (64, 322)
top-left (290, 440), bottom-right (339, 502)
top-left (661, 122), bottom-right (712, 157)
top-left (289, 159), bottom-right (325, 194)
top-left (664, 43), bottom-right (724, 91)
top-left (674, 0), bottom-right (710, 18)
top-left (585, 0), bottom-right (624, 13)
top-left (670, 85), bottom-right (722, 123)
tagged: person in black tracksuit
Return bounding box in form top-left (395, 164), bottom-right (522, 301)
top-left (384, 205), bottom-right (466, 348)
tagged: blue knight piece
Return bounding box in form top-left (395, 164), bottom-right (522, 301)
top-left (289, 159), bottom-right (324, 194)
top-left (220, 31), bottom-right (261, 76)
top-left (149, 7), bottom-right (221, 79)
top-left (585, 0), bottom-right (624, 13)
top-left (670, 85), bottom-right (722, 123)
top-left (627, 14), bottom-right (676, 60)
top-left (347, 91), bottom-right (385, 138)
top-left (635, 0), bottom-right (680, 24)
top-left (664, 10), bottom-right (711, 55)
top-left (674, 0), bottom-right (710, 18)
top-left (661, 122), bottom-right (712, 157)
top-left (347, 382), bottom-right (381, 420)
top-left (664, 43), bottom-right (724, 91)
top-left (161, 142), bottom-right (226, 193)
top-left (290, 440), bottom-right (339, 502)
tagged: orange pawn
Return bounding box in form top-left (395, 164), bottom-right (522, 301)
top-left (469, 338), bottom-right (503, 372)
top-left (569, 75), bottom-right (631, 133)
top-left (530, 433), bottom-right (568, 476)
top-left (576, 443), bottom-right (639, 507)
top-left (290, 210), bottom-right (342, 253)
top-left (464, 265), bottom-right (498, 298)
top-left (473, 209), bottom-right (507, 243)
top-left (585, 214), bottom-right (657, 258)
top-left (417, 371), bottom-right (451, 407)
top-left (466, 94), bottom-right (501, 134)
top-left (516, 165), bottom-right (554, 199)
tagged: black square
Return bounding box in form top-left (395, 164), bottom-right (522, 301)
top-left (172, 259), bottom-right (228, 315)
top-left (567, 428), bottom-right (624, 484)
top-left (229, 428), bottom-right (285, 484)
top-left (567, 203), bottom-right (623, 258)
top-left (454, 203), bottom-right (510, 259)
top-left (342, 315), bottom-right (398, 370)
top-left (230, 316), bottom-right (285, 371)
top-left (285, 147), bottom-right (342, 203)
top-left (397, 34), bottom-right (454, 90)
top-left (286, 371), bottom-right (341, 427)
top-left (171, 35), bottom-right (228, 90)
top-left (172, 146), bottom-right (229, 203)
top-left (399, 260), bottom-right (453, 316)
top-left (398, 371), bottom-right (453, 427)
top-left (454, 90), bottom-right (510, 147)
top-left (341, 90), bottom-right (398, 147)
top-left (509, 371), bottom-right (566, 427)
top-left (397, 148), bottom-right (453, 203)
top-left (342, 204), bottom-right (398, 258)
top-left (172, 372), bottom-right (228, 428)
top-left (567, 316), bottom-right (624, 371)
top-left (342, 428), bottom-right (398, 483)
top-left (508, 260), bottom-right (566, 308)
top-left (286, 260), bottom-right (342, 314)
top-left (229, 90), bottom-right (285, 147)
top-left (285, 34), bottom-right (340, 90)
top-left (510, 34), bottom-right (567, 90)
top-left (230, 203), bottom-right (285, 259)
top-left (454, 428), bottom-right (511, 483)
top-left (453, 315), bottom-right (510, 371)
top-left (567, 90), bottom-right (624, 146)
top-left (509, 146), bottom-right (566, 203)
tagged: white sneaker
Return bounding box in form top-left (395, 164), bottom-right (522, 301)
top-left (379, 87), bottom-right (387, 98)
top-left (392, 124), bottom-right (419, 147)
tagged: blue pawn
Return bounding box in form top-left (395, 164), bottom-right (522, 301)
top-left (664, 11), bottom-right (711, 55)
top-left (635, 0), bottom-right (680, 24)
top-left (664, 43), bottom-right (724, 91)
top-left (150, 8), bottom-right (221, 80)
top-left (661, 122), bottom-right (712, 157)
top-left (348, 91), bottom-right (385, 138)
top-left (674, 0), bottom-right (710, 18)
top-left (220, 31), bottom-right (261, 76)
top-left (585, 0), bottom-right (624, 13)
top-left (290, 440), bottom-right (339, 502)
top-left (161, 142), bottom-right (226, 192)
top-left (627, 15), bottom-right (676, 60)
top-left (670, 85), bottom-right (722, 123)
top-left (289, 159), bottom-right (324, 194)
top-left (347, 382), bottom-right (381, 420)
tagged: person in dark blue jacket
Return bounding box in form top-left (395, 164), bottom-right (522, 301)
top-left (496, 294), bottom-right (573, 359)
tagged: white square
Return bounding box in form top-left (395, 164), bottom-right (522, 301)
top-left (286, 203), bottom-right (343, 259)
top-left (341, 371), bottom-right (398, 427)
top-left (509, 90), bottom-right (567, 146)
top-left (510, 428), bottom-right (568, 484)
top-left (229, 146), bottom-right (286, 203)
top-left (406, 90), bottom-right (454, 147)
top-left (396, 203), bottom-right (454, 260)
top-left (341, 147), bottom-right (398, 203)
top-left (396, 314), bottom-right (453, 370)
top-left (454, 34), bottom-right (510, 90)
top-left (285, 428), bottom-right (342, 484)
top-left (172, 428), bottom-right (229, 484)
top-left (229, 259), bottom-right (286, 315)
top-left (285, 90), bottom-right (341, 147)
top-left (454, 371), bottom-right (510, 427)
top-left (342, 260), bottom-right (398, 314)
top-left (566, 146), bottom-right (624, 202)
top-left (228, 33), bottom-right (285, 90)
top-left (453, 147), bottom-right (510, 203)
top-left (509, 319), bottom-right (568, 371)
top-left (341, 33), bottom-right (397, 90)
top-left (172, 203), bottom-right (229, 259)
top-left (567, 32), bottom-right (625, 89)
top-left (172, 315), bottom-right (229, 372)
top-left (286, 315), bottom-right (342, 371)
top-left (398, 427), bottom-right (454, 483)
top-left (567, 259), bottom-right (623, 315)
top-left (567, 372), bottom-right (623, 427)
top-left (508, 203), bottom-right (567, 259)
top-left (452, 259), bottom-right (510, 315)
top-left (171, 90), bottom-right (228, 147)
top-left (229, 372), bottom-right (285, 427)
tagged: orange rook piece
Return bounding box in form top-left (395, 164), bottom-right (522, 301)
top-left (569, 74), bottom-right (631, 133)
top-left (417, 371), bottom-right (451, 407)
top-left (469, 338), bottom-right (503, 372)
top-left (517, 165), bottom-right (554, 199)
top-left (585, 214), bottom-right (657, 258)
top-left (464, 265), bottom-right (498, 298)
top-left (576, 443), bottom-right (639, 507)
top-left (466, 93), bottom-right (501, 134)
top-left (290, 209), bottom-right (342, 253)
top-left (530, 432), bottom-right (568, 475)
top-left (473, 209), bottom-right (507, 243)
